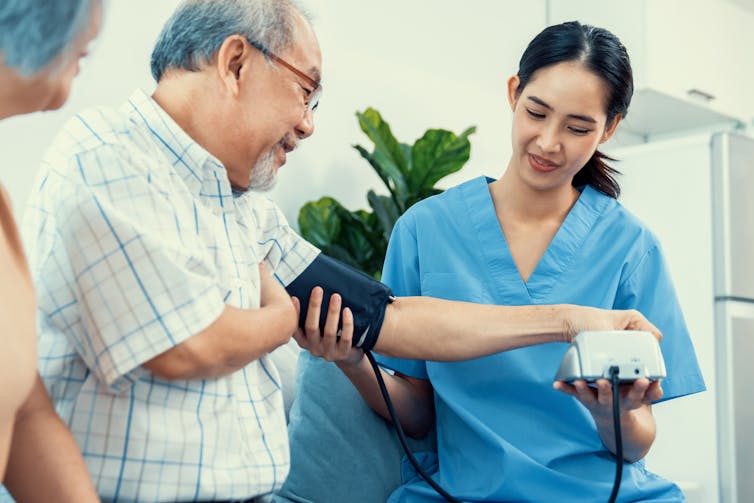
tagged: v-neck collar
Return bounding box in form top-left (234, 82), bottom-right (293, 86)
top-left (461, 176), bottom-right (610, 303)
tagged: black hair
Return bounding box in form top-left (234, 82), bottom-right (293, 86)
top-left (516, 21), bottom-right (633, 198)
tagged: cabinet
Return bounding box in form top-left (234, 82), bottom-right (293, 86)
top-left (548, 0), bottom-right (754, 142)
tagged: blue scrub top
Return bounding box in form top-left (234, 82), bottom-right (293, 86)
top-left (377, 176), bottom-right (705, 503)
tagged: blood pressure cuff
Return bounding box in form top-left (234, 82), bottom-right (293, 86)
top-left (285, 253), bottom-right (393, 352)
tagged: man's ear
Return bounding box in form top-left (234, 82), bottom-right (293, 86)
top-left (600, 114), bottom-right (623, 144)
top-left (215, 35), bottom-right (251, 96)
top-left (507, 75), bottom-right (521, 111)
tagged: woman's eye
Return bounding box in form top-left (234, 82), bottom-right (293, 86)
top-left (568, 126), bottom-right (591, 135)
top-left (526, 108), bottom-right (545, 119)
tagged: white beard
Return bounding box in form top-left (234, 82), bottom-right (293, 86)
top-left (248, 149), bottom-right (278, 192)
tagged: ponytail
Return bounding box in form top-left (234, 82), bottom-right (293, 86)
top-left (572, 150), bottom-right (621, 199)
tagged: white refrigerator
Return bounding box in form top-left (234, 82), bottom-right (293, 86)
top-left (615, 131), bottom-right (754, 503)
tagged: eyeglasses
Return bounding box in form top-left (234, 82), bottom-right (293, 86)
top-left (248, 39), bottom-right (322, 113)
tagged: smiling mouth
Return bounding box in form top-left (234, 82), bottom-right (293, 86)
top-left (280, 140), bottom-right (296, 157)
top-left (528, 153), bottom-right (560, 172)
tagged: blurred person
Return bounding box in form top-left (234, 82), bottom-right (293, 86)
top-left (0, 0), bottom-right (102, 501)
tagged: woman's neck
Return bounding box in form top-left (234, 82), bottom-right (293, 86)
top-left (490, 162), bottom-right (580, 224)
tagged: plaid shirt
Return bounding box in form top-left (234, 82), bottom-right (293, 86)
top-left (20, 89), bottom-right (318, 502)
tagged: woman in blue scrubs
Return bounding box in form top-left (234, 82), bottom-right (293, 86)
top-left (298, 21), bottom-right (704, 502)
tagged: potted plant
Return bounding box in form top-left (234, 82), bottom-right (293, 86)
top-left (298, 107), bottom-right (475, 279)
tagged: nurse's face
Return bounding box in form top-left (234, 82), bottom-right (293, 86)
top-left (506, 61), bottom-right (620, 194)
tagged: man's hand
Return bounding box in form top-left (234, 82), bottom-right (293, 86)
top-left (258, 261), bottom-right (298, 338)
top-left (565, 307), bottom-right (662, 343)
top-left (259, 262), bottom-right (295, 312)
top-left (291, 286), bottom-right (364, 367)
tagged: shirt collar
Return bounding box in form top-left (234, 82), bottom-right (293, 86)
top-left (122, 89), bottom-right (234, 209)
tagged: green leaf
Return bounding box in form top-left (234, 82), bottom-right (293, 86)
top-left (335, 207), bottom-right (384, 254)
top-left (367, 190), bottom-right (400, 242)
top-left (400, 143), bottom-right (413, 171)
top-left (409, 126), bottom-right (476, 193)
top-left (406, 188), bottom-right (444, 209)
top-left (297, 197), bottom-right (342, 248)
top-left (320, 243), bottom-right (361, 269)
top-left (356, 108), bottom-right (410, 196)
top-left (331, 208), bottom-right (384, 278)
top-left (353, 144), bottom-right (407, 211)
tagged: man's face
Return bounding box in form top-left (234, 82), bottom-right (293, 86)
top-left (229, 10), bottom-right (322, 191)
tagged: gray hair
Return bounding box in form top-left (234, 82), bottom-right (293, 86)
top-left (0, 0), bottom-right (93, 75)
top-left (150, 0), bottom-right (311, 82)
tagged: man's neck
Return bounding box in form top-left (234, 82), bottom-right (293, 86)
top-left (152, 74), bottom-right (226, 164)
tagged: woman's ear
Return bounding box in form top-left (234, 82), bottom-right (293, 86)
top-left (507, 75), bottom-right (521, 111)
top-left (215, 34), bottom-right (251, 97)
top-left (600, 114), bottom-right (623, 144)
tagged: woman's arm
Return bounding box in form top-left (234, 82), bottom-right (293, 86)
top-left (4, 376), bottom-right (100, 502)
top-left (554, 378), bottom-right (663, 461)
top-left (293, 292), bottom-right (434, 438)
top-left (338, 358), bottom-right (434, 439)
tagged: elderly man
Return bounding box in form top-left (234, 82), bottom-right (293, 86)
top-left (23, 0), bottom-right (661, 501)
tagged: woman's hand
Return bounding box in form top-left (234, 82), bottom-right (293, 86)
top-left (553, 378), bottom-right (663, 418)
top-left (291, 286), bottom-right (364, 367)
top-left (553, 378), bottom-right (663, 461)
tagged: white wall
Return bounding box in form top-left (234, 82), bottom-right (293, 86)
top-left (0, 0), bottom-right (546, 227)
top-left (0, 0), bottom-right (179, 214)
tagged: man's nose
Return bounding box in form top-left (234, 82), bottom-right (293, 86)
top-left (296, 108), bottom-right (315, 139)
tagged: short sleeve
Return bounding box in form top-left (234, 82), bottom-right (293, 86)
top-left (240, 193), bottom-right (319, 286)
top-left (615, 243), bottom-right (706, 401)
top-left (374, 216), bottom-right (428, 380)
top-left (53, 146), bottom-right (225, 391)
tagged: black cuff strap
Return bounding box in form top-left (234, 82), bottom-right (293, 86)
top-left (285, 253), bottom-right (394, 351)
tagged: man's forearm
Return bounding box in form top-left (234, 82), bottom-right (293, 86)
top-left (373, 298), bottom-right (575, 360)
top-left (3, 376), bottom-right (99, 502)
top-left (144, 263), bottom-right (298, 381)
top-left (144, 302), bottom-right (297, 380)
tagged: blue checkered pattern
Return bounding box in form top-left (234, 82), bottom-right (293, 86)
top-left (20, 89), bottom-right (319, 502)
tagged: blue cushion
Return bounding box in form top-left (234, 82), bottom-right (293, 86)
top-left (273, 351), bottom-right (436, 503)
